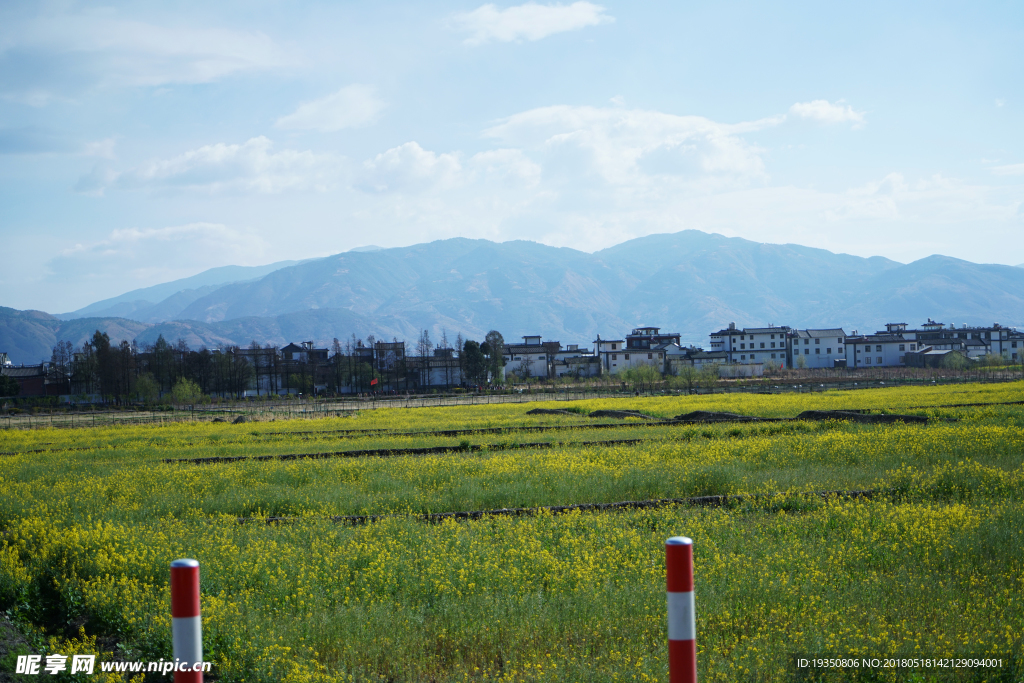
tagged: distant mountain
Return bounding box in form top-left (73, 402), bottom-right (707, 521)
top-left (0, 306), bottom-right (395, 365)
top-left (0, 307), bottom-right (150, 365)
top-left (3, 231), bottom-right (1024, 364)
top-left (57, 259), bottom-right (313, 322)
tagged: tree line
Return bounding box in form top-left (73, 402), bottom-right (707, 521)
top-left (48, 329), bottom-right (509, 403)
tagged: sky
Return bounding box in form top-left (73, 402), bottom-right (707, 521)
top-left (1, 0), bottom-right (1022, 313)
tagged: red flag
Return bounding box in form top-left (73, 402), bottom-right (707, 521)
top-left (370, 378), bottom-right (378, 386)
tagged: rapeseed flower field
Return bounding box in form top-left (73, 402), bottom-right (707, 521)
top-left (1, 382), bottom-right (1022, 681)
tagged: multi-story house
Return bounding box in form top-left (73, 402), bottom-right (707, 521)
top-left (593, 327), bottom-right (680, 375)
top-left (408, 347), bottom-right (462, 388)
top-left (503, 335), bottom-right (560, 380)
top-left (551, 344), bottom-right (602, 378)
top-left (709, 323), bottom-right (791, 365)
top-left (789, 329), bottom-right (847, 369)
top-left (843, 333), bottom-right (917, 368)
top-left (619, 326), bottom-right (680, 372)
top-left (281, 341), bottom-right (329, 363)
top-left (594, 336), bottom-right (626, 374)
top-left (689, 350), bottom-right (729, 369)
top-left (902, 320), bottom-right (1018, 359)
top-left (1009, 331), bottom-right (1024, 361)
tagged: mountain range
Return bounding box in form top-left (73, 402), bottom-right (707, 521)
top-left (3, 230), bottom-right (1024, 364)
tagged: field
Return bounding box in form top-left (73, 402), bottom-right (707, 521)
top-left (1, 382), bottom-right (1023, 682)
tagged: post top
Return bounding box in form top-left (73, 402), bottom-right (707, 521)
top-left (666, 536), bottom-right (692, 546)
top-left (171, 558), bottom-right (200, 568)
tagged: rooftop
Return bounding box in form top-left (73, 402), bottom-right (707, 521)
top-left (795, 328), bottom-right (847, 337)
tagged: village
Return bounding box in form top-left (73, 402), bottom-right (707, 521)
top-left (2, 318), bottom-right (1022, 401)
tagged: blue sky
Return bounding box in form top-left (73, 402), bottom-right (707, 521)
top-left (1, 1), bottom-right (1022, 312)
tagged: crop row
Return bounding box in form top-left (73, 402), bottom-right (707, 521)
top-left (4, 380), bottom-right (1021, 455)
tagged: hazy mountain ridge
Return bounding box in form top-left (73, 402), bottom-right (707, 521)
top-left (56, 259), bottom-right (313, 322)
top-left (4, 231), bottom-right (1024, 364)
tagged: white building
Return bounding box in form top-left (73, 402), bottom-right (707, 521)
top-left (503, 335), bottom-right (559, 380)
top-left (709, 323), bottom-right (792, 365)
top-left (594, 336), bottom-right (627, 374)
top-left (894, 320), bottom-right (1020, 359)
top-left (790, 329), bottom-right (847, 369)
top-left (844, 334), bottom-right (916, 368)
top-left (690, 350), bottom-right (729, 369)
top-left (593, 328), bottom-right (679, 375)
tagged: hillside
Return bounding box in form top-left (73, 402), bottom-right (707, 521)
top-left (4, 230), bottom-right (1024, 363)
top-left (56, 259), bottom-right (311, 322)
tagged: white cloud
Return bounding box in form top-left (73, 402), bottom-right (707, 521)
top-left (276, 85), bottom-right (385, 132)
top-left (452, 2), bottom-right (613, 46)
top-left (789, 100), bottom-right (866, 127)
top-left (991, 163), bottom-right (1024, 176)
top-left (358, 142), bottom-right (462, 193)
top-left (0, 8), bottom-right (291, 95)
top-left (484, 105), bottom-right (773, 187)
top-left (470, 148), bottom-right (542, 186)
top-left (48, 223), bottom-right (271, 294)
top-left (78, 137), bottom-right (341, 194)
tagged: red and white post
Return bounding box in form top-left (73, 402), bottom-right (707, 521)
top-left (170, 558), bottom-right (203, 683)
top-left (666, 536), bottom-right (696, 683)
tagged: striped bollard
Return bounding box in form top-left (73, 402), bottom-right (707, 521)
top-left (171, 559), bottom-right (203, 682)
top-left (666, 536), bottom-right (697, 683)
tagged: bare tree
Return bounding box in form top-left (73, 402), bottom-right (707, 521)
top-left (250, 340), bottom-right (263, 397)
top-left (50, 340), bottom-right (74, 394)
top-left (440, 328), bottom-right (451, 389)
top-left (455, 332), bottom-right (464, 387)
top-left (332, 338), bottom-right (344, 393)
top-left (417, 330), bottom-right (432, 388)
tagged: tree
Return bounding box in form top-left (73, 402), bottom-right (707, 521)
top-left (173, 338), bottom-right (191, 384)
top-left (417, 329), bottom-right (432, 358)
top-left (192, 348), bottom-right (215, 395)
top-left (462, 340), bottom-right (487, 385)
top-left (416, 330), bottom-right (432, 388)
top-left (698, 364), bottom-right (720, 392)
top-left (111, 339), bottom-right (137, 402)
top-left (513, 355), bottom-right (531, 381)
top-left (0, 373), bottom-right (19, 397)
top-left (796, 354), bottom-right (807, 369)
top-left (50, 340), bottom-right (74, 394)
top-left (148, 335), bottom-right (174, 392)
top-left (331, 338), bottom-right (345, 393)
top-left (484, 330), bottom-right (505, 384)
top-left (455, 332), bottom-right (465, 385)
top-left (673, 364), bottom-right (699, 394)
top-left (250, 341), bottom-right (263, 397)
top-left (440, 329), bottom-right (452, 388)
top-left (941, 351), bottom-right (968, 370)
top-left (171, 377), bottom-right (203, 405)
top-left (229, 347), bottom-right (254, 397)
top-left (621, 363), bottom-right (661, 394)
top-left (91, 331), bottom-right (115, 400)
top-left (72, 340), bottom-right (98, 395)
top-left (135, 373), bottom-right (160, 403)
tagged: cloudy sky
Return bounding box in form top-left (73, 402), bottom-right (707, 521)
top-left (1, 1), bottom-right (1022, 312)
